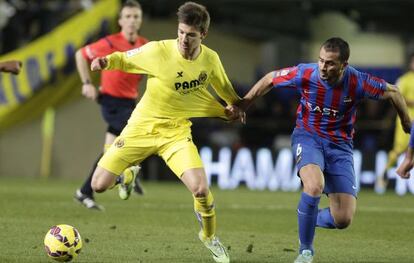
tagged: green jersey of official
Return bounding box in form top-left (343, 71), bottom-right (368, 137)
top-left (105, 39), bottom-right (240, 124)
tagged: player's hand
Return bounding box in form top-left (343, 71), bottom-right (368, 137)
top-left (236, 98), bottom-right (250, 112)
top-left (396, 155), bottom-right (413, 179)
top-left (0, 60), bottom-right (22, 74)
top-left (225, 105), bottom-right (246, 124)
top-left (81, 83), bottom-right (98, 100)
top-left (401, 119), bottom-right (412, 134)
top-left (90, 57), bottom-right (108, 71)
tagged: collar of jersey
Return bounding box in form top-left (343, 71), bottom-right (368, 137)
top-left (174, 38), bottom-right (204, 62)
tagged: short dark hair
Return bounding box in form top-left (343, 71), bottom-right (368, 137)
top-left (321, 37), bottom-right (350, 62)
top-left (120, 0), bottom-right (142, 15)
top-left (177, 2), bottom-right (210, 33)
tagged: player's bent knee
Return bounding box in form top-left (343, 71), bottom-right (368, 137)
top-left (303, 184), bottom-right (324, 196)
top-left (91, 180), bottom-right (107, 193)
top-left (335, 219), bottom-right (352, 229)
top-left (334, 214), bottom-right (353, 229)
top-left (91, 168), bottom-right (115, 193)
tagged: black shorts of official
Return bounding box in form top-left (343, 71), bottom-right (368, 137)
top-left (97, 93), bottom-right (136, 136)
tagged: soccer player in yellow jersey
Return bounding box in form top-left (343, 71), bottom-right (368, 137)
top-left (89, 2), bottom-right (244, 263)
top-left (376, 54), bottom-right (414, 193)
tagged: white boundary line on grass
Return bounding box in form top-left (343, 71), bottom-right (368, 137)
top-left (225, 204), bottom-right (414, 214)
top-left (144, 203), bottom-right (414, 214)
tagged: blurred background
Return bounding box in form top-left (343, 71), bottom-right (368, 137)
top-left (1, 0), bottom-right (414, 195)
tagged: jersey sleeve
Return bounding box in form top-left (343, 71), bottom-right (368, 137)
top-left (409, 123), bottom-right (414, 148)
top-left (81, 37), bottom-right (113, 63)
top-left (272, 66), bottom-right (298, 89)
top-left (105, 41), bottom-right (160, 75)
top-left (357, 71), bottom-right (387, 100)
top-left (209, 53), bottom-right (241, 105)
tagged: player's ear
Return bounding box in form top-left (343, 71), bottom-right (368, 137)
top-left (339, 61), bottom-right (348, 72)
top-left (200, 31), bottom-right (208, 40)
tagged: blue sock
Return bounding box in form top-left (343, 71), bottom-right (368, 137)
top-left (316, 207), bottom-right (336, 229)
top-left (297, 192), bottom-right (320, 254)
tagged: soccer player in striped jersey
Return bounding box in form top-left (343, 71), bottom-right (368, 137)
top-left (238, 37), bottom-right (411, 263)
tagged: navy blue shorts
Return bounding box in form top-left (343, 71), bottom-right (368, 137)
top-left (98, 94), bottom-right (136, 136)
top-left (291, 128), bottom-right (357, 197)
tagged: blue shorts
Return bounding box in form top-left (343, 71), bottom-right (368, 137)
top-left (291, 128), bottom-right (357, 197)
top-left (98, 94), bottom-right (136, 136)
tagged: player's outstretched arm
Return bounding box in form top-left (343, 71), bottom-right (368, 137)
top-left (396, 147), bottom-right (414, 179)
top-left (91, 51), bottom-right (137, 73)
top-left (238, 71), bottom-right (274, 111)
top-left (382, 83), bottom-right (412, 133)
top-left (0, 60), bottom-right (22, 74)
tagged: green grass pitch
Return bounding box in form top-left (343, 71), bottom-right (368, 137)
top-left (0, 176), bottom-right (413, 262)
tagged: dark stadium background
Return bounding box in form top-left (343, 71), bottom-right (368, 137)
top-left (1, 2), bottom-right (414, 262)
top-left (1, 0), bottom-right (414, 192)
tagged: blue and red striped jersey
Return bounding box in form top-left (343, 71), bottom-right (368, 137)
top-left (409, 125), bottom-right (414, 148)
top-left (272, 63), bottom-right (387, 143)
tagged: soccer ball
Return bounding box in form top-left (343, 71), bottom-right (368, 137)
top-left (44, 224), bottom-right (83, 262)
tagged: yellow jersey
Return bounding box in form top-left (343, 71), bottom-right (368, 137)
top-left (105, 39), bottom-right (240, 125)
top-left (397, 71), bottom-right (414, 118)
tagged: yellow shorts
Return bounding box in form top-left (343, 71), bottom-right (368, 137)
top-left (98, 118), bottom-right (203, 177)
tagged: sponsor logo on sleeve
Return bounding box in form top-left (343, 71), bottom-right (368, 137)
top-left (126, 47), bottom-right (141, 57)
top-left (275, 67), bottom-right (293, 77)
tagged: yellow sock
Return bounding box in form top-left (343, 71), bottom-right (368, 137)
top-left (108, 166), bottom-right (134, 190)
top-left (194, 191), bottom-right (216, 239)
top-left (122, 167), bottom-right (135, 185)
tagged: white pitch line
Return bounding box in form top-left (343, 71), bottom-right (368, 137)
top-left (142, 203), bottom-right (414, 213)
top-left (225, 204), bottom-right (414, 214)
